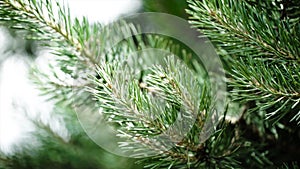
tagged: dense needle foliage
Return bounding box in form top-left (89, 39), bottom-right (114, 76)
top-left (0, 0), bottom-right (299, 168)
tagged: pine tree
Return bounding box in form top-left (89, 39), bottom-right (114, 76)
top-left (0, 0), bottom-right (299, 169)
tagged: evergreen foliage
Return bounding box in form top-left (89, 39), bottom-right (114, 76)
top-left (0, 0), bottom-right (299, 168)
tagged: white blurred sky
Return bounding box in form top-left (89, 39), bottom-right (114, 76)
top-left (69, 0), bottom-right (141, 23)
top-left (0, 0), bottom-right (141, 153)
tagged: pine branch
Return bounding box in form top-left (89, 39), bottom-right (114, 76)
top-left (0, 0), bottom-right (96, 106)
top-left (87, 55), bottom-right (255, 168)
top-left (90, 56), bottom-right (195, 153)
top-left (187, 0), bottom-right (300, 125)
top-left (186, 0), bottom-right (300, 62)
top-left (2, 0), bottom-right (297, 168)
top-left (0, 0), bottom-right (141, 107)
top-left (229, 57), bottom-right (300, 123)
top-left (1, 1), bottom-right (236, 167)
top-left (0, 0), bottom-right (79, 49)
top-left (245, 0), bottom-right (300, 22)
